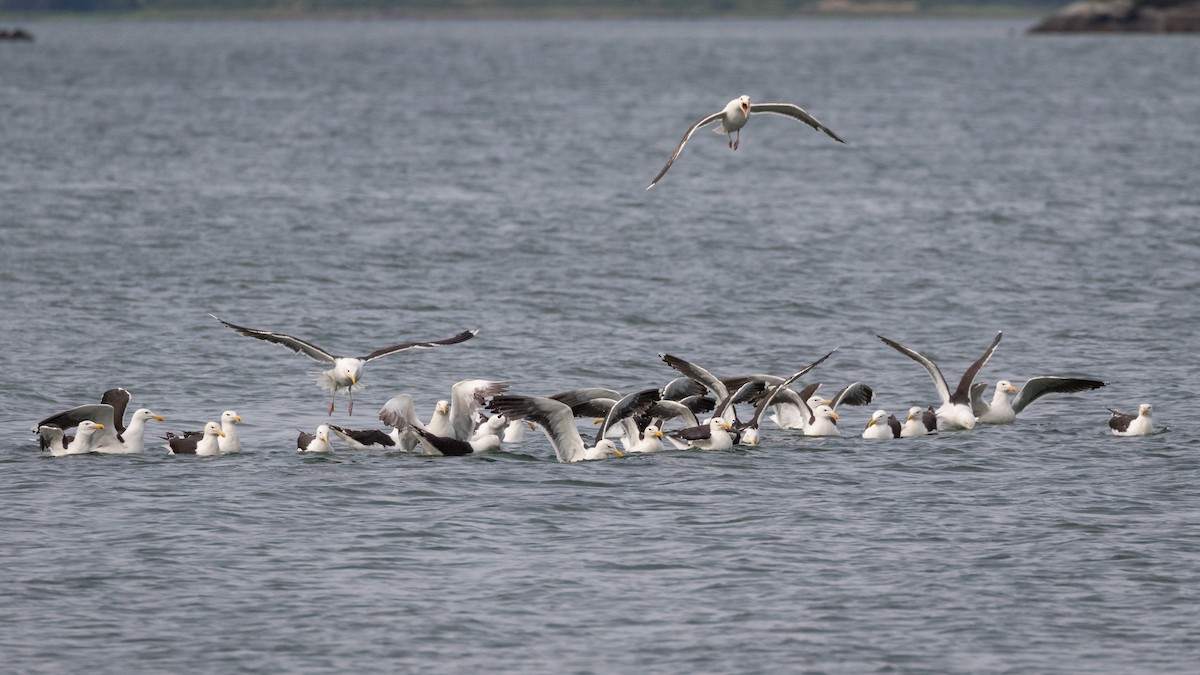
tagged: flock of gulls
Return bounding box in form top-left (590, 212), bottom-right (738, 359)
top-left (33, 319), bottom-right (1151, 461)
top-left (31, 95), bottom-right (1158, 460)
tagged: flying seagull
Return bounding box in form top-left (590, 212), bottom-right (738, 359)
top-left (210, 314), bottom-right (477, 415)
top-left (647, 95), bottom-right (846, 189)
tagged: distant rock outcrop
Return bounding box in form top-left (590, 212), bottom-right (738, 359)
top-left (0, 28), bottom-right (34, 41)
top-left (1029, 0), bottom-right (1200, 32)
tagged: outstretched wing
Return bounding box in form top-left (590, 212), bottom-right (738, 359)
top-left (35, 403), bottom-right (116, 433)
top-left (595, 388), bottom-right (661, 446)
top-left (488, 395), bottom-right (586, 464)
top-left (646, 111), bottom-right (725, 190)
top-left (878, 335), bottom-right (953, 407)
top-left (747, 348), bottom-right (837, 430)
top-left (1012, 377), bottom-right (1106, 414)
top-left (953, 332), bottom-right (1003, 405)
top-left (829, 382), bottom-right (873, 411)
top-left (659, 353), bottom-right (729, 410)
top-left (100, 388), bottom-right (131, 434)
top-left (749, 103), bottom-right (846, 144)
top-left (362, 329), bottom-right (478, 362)
top-left (211, 314), bottom-right (337, 364)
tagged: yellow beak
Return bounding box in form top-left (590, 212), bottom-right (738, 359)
top-left (830, 412), bottom-right (841, 421)
top-left (152, 415), bottom-right (164, 422)
top-left (866, 418), bottom-right (877, 427)
top-left (94, 423), bottom-right (105, 430)
top-left (218, 430), bottom-right (226, 437)
top-left (612, 449), bottom-right (624, 457)
top-left (233, 416), bottom-right (242, 422)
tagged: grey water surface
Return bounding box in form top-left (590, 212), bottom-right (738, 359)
top-left (2, 18), bottom-right (1199, 673)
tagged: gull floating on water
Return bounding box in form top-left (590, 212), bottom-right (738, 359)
top-left (878, 332), bottom-right (1003, 431)
top-left (901, 406), bottom-right (938, 437)
top-left (211, 314), bottom-right (477, 416)
top-left (35, 388), bottom-right (163, 454)
top-left (1108, 404), bottom-right (1153, 436)
top-left (971, 377), bottom-right (1107, 425)
top-left (861, 410), bottom-right (901, 440)
top-left (165, 422), bottom-right (225, 456)
top-left (298, 425), bottom-right (333, 453)
top-left (647, 95), bottom-right (846, 189)
top-left (38, 420), bottom-right (105, 457)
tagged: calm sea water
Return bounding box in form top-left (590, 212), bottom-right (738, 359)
top-left (2, 18), bottom-right (1199, 672)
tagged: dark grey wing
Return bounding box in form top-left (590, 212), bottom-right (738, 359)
top-left (747, 349), bottom-right (837, 430)
top-left (723, 374), bottom-right (784, 395)
top-left (296, 430), bottom-right (315, 450)
top-left (596, 388), bottom-right (661, 446)
top-left (100, 388), bottom-right (131, 434)
top-left (679, 395), bottom-right (716, 416)
top-left (670, 423), bottom-right (712, 442)
top-left (887, 415), bottom-right (903, 438)
top-left (329, 425), bottom-right (395, 448)
top-left (661, 377), bottom-right (707, 402)
top-left (1107, 408), bottom-right (1135, 433)
top-left (829, 382), bottom-right (874, 410)
top-left (748, 103), bottom-right (846, 143)
top-left (923, 406), bottom-right (938, 433)
top-left (879, 335), bottom-right (953, 407)
top-left (488, 395), bottom-right (587, 463)
top-left (551, 388), bottom-right (623, 406)
top-left (37, 426), bottom-right (67, 452)
top-left (659, 353), bottom-right (729, 405)
top-left (211, 314), bottom-right (337, 364)
top-left (34, 404), bottom-right (116, 433)
top-left (1012, 377), bottom-right (1107, 415)
top-left (167, 432), bottom-right (200, 455)
top-left (952, 331), bottom-right (1003, 405)
top-left (361, 329), bottom-right (478, 362)
top-left (410, 425), bottom-right (474, 456)
top-left (647, 110), bottom-right (725, 189)
top-left (969, 382), bottom-right (990, 417)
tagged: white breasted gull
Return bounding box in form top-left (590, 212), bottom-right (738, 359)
top-left (38, 420), bottom-right (105, 457)
top-left (166, 422), bottom-right (225, 456)
top-left (971, 377), bottom-right (1107, 425)
top-left (211, 314), bottom-right (477, 416)
top-left (647, 95), bottom-right (846, 189)
top-left (298, 425), bottom-right (333, 453)
top-left (1108, 404), bottom-right (1154, 436)
top-left (901, 406), bottom-right (938, 437)
top-left (35, 388), bottom-right (163, 454)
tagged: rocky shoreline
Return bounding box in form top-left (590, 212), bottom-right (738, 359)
top-left (1029, 0), bottom-right (1200, 32)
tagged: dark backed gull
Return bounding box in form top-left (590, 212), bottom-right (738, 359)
top-left (901, 406), bottom-right (938, 437)
top-left (861, 410), bottom-right (900, 440)
top-left (35, 388), bottom-right (163, 454)
top-left (297, 425), bottom-right (333, 453)
top-left (165, 422), bottom-right (225, 456)
top-left (665, 416), bottom-right (734, 451)
top-left (403, 421), bottom-right (501, 456)
top-left (211, 314), bottom-right (477, 416)
top-left (647, 95), bottom-right (846, 189)
top-left (165, 411), bottom-right (244, 454)
top-left (971, 377), bottom-right (1107, 425)
top-left (487, 395), bottom-right (624, 463)
top-left (878, 331), bottom-right (1002, 431)
top-left (38, 420), bottom-right (104, 457)
top-left (328, 425), bottom-right (399, 451)
top-left (1108, 404), bottom-right (1154, 436)
top-left (732, 349), bottom-right (837, 445)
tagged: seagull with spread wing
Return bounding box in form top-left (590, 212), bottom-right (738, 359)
top-left (647, 95), bottom-right (846, 189)
top-left (210, 314), bottom-right (477, 415)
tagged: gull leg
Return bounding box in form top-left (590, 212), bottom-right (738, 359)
top-left (329, 389), bottom-right (336, 416)
top-left (728, 132), bottom-right (734, 149)
top-left (348, 387), bottom-right (354, 417)
top-left (734, 130), bottom-right (740, 150)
